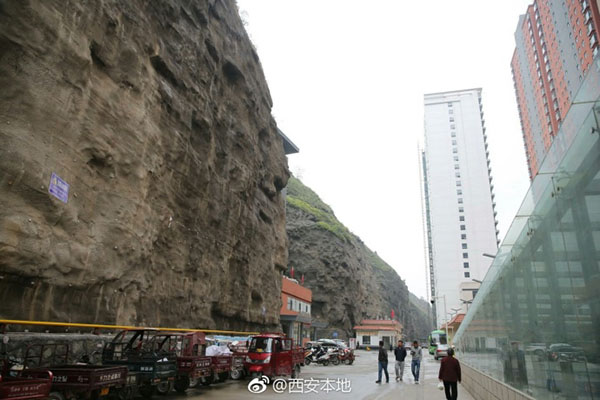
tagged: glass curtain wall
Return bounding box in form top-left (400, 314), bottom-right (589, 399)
top-left (454, 62), bottom-right (600, 400)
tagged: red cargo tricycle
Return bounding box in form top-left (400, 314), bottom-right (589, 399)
top-left (0, 354), bottom-right (52, 400)
top-left (20, 343), bottom-right (131, 400)
top-left (151, 332), bottom-right (211, 393)
top-left (244, 333), bottom-right (303, 380)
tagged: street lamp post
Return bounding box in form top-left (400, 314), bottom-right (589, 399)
top-left (460, 299), bottom-right (473, 312)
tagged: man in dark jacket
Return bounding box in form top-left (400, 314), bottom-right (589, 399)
top-left (394, 340), bottom-right (407, 382)
top-left (376, 340), bottom-right (389, 383)
top-left (438, 348), bottom-right (461, 400)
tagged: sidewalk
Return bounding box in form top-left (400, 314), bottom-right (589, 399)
top-left (376, 355), bottom-right (476, 400)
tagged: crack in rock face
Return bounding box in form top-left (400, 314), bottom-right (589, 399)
top-left (0, 0), bottom-right (290, 331)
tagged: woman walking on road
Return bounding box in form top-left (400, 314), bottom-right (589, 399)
top-left (438, 348), bottom-right (462, 400)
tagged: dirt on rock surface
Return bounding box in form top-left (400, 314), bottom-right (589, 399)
top-left (0, 0), bottom-right (289, 331)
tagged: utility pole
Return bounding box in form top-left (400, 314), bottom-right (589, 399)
top-left (430, 295), bottom-right (448, 339)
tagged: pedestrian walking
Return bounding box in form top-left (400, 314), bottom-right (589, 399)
top-left (394, 340), bottom-right (407, 382)
top-left (375, 340), bottom-right (389, 383)
top-left (410, 340), bottom-right (422, 384)
top-left (438, 348), bottom-right (461, 400)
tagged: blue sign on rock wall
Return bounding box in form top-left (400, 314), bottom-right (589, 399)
top-left (48, 172), bottom-right (69, 203)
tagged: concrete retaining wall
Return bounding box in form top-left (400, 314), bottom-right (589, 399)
top-left (0, 332), bottom-right (112, 364)
top-left (461, 361), bottom-right (536, 400)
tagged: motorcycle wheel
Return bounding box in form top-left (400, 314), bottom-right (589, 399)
top-left (322, 360), bottom-right (329, 366)
top-left (230, 369), bottom-right (244, 380)
top-left (156, 380), bottom-right (172, 395)
top-left (201, 375), bottom-right (214, 386)
top-left (344, 359), bottom-right (353, 365)
top-left (174, 375), bottom-right (190, 393)
top-left (304, 358), bottom-right (311, 366)
top-left (189, 377), bottom-right (199, 388)
top-left (331, 357), bottom-right (340, 366)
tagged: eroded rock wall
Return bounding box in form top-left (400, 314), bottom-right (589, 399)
top-left (0, 0), bottom-right (289, 330)
top-left (286, 177), bottom-right (433, 340)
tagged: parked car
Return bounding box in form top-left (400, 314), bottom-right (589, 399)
top-left (304, 341), bottom-right (317, 350)
top-left (433, 344), bottom-right (449, 360)
top-left (317, 340), bottom-right (340, 350)
top-left (525, 343), bottom-right (547, 359)
top-left (547, 344), bottom-right (585, 362)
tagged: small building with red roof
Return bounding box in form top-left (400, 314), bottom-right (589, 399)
top-left (280, 275), bottom-right (312, 347)
top-left (353, 319), bottom-right (403, 349)
top-left (441, 313), bottom-right (465, 344)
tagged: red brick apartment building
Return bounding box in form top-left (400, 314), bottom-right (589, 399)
top-left (511, 0), bottom-right (600, 178)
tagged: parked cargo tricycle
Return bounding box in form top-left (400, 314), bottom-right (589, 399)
top-left (244, 333), bottom-right (303, 380)
top-left (20, 343), bottom-right (132, 400)
top-left (0, 352), bottom-right (52, 400)
top-left (102, 329), bottom-right (176, 398)
top-left (229, 341), bottom-right (248, 381)
top-left (150, 332), bottom-right (211, 394)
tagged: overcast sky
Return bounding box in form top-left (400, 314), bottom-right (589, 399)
top-left (237, 0), bottom-right (533, 299)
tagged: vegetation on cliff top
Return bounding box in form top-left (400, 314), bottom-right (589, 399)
top-left (286, 176), bottom-right (334, 214)
top-left (286, 177), bottom-right (353, 242)
top-left (287, 177), bottom-right (395, 274)
top-left (365, 248), bottom-right (394, 273)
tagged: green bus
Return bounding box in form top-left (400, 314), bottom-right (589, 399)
top-left (428, 330), bottom-right (448, 355)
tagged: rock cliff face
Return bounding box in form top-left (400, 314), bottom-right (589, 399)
top-left (0, 0), bottom-right (289, 330)
top-left (286, 177), bottom-right (433, 340)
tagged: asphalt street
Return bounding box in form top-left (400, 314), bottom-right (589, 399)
top-left (173, 349), bottom-right (475, 399)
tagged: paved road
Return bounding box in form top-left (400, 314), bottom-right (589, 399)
top-left (171, 349), bottom-right (475, 399)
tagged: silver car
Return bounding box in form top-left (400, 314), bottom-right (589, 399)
top-left (434, 344), bottom-right (449, 360)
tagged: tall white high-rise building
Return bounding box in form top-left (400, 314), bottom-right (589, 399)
top-left (421, 88), bottom-right (499, 327)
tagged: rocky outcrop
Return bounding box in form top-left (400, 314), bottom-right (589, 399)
top-left (0, 0), bottom-right (289, 331)
top-left (286, 177), bottom-right (432, 340)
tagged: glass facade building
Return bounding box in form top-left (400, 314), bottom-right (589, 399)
top-left (454, 61), bottom-right (600, 399)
